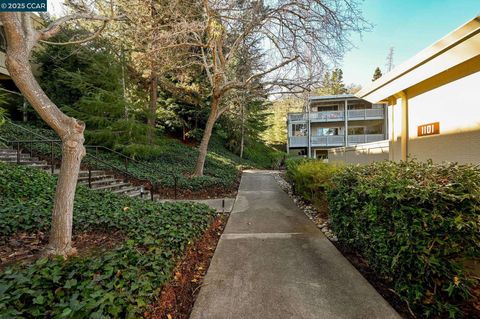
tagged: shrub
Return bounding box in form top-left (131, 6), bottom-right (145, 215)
top-left (327, 160), bottom-right (480, 317)
top-left (0, 162), bottom-right (216, 317)
top-left (242, 140), bottom-right (285, 169)
top-left (286, 158), bottom-right (340, 206)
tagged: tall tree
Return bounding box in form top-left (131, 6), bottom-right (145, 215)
top-left (159, 0), bottom-right (368, 176)
top-left (35, 30), bottom-right (149, 148)
top-left (113, 0), bottom-right (204, 144)
top-left (315, 68), bottom-right (348, 95)
top-left (372, 66), bottom-right (382, 81)
top-left (0, 6), bottom-right (123, 256)
top-left (262, 97), bottom-right (303, 147)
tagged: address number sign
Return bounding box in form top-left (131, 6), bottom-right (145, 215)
top-left (418, 122), bottom-right (440, 137)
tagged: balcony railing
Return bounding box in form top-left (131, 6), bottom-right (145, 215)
top-left (311, 135), bottom-right (344, 146)
top-left (288, 113), bottom-right (308, 121)
top-left (289, 136), bottom-right (308, 147)
top-left (348, 134), bottom-right (385, 145)
top-left (348, 108), bottom-right (384, 120)
top-left (289, 134), bottom-right (385, 148)
top-left (310, 111), bottom-right (344, 122)
top-left (288, 109), bottom-right (384, 122)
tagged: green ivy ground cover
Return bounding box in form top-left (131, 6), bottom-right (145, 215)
top-left (0, 122), bottom-right (249, 190)
top-left (0, 162), bottom-right (216, 318)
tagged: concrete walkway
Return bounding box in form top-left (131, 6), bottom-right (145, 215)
top-left (158, 198), bottom-right (235, 213)
top-left (190, 170), bottom-right (400, 319)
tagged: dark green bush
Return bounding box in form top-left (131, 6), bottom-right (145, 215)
top-left (242, 140), bottom-right (285, 169)
top-left (286, 158), bottom-right (340, 206)
top-left (0, 162), bottom-right (216, 317)
top-left (327, 160), bottom-right (480, 317)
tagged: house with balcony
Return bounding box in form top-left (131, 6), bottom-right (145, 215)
top-left (287, 94), bottom-right (387, 159)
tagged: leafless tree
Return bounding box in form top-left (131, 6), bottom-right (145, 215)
top-left (0, 2), bottom-right (123, 256)
top-left (151, 0), bottom-right (369, 176)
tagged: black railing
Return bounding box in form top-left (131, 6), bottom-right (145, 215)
top-left (0, 121), bottom-right (182, 200)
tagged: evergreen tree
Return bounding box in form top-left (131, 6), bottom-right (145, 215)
top-left (372, 67), bottom-right (383, 81)
top-left (315, 68), bottom-right (347, 95)
top-left (262, 97), bottom-right (303, 146)
top-left (35, 29), bottom-right (150, 149)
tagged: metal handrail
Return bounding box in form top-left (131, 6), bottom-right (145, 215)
top-left (1, 121), bottom-right (182, 200)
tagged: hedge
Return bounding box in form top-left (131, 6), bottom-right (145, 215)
top-left (327, 160), bottom-right (480, 317)
top-left (285, 158), bottom-right (340, 206)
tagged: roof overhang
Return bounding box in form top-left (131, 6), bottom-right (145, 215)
top-left (357, 16), bottom-right (480, 103)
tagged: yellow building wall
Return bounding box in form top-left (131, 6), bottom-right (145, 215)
top-left (329, 140), bottom-right (389, 164)
top-left (389, 71), bottom-right (480, 164)
top-left (388, 99), bottom-right (403, 162)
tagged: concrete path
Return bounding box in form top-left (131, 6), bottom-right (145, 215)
top-left (158, 198), bottom-right (235, 213)
top-left (190, 170), bottom-right (400, 319)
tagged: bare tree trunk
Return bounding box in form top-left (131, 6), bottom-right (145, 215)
top-left (147, 71), bottom-right (158, 144)
top-left (47, 131), bottom-right (84, 256)
top-left (1, 13), bottom-right (86, 257)
top-left (193, 96), bottom-right (219, 177)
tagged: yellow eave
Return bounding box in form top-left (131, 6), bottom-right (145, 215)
top-left (357, 16), bottom-right (480, 103)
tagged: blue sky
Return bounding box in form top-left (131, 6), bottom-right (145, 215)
top-left (342, 0), bottom-right (480, 86)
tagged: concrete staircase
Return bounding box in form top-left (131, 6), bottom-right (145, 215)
top-left (0, 147), bottom-right (150, 199)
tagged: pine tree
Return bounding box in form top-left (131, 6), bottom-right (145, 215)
top-left (315, 68), bottom-right (347, 95)
top-left (372, 67), bottom-right (383, 81)
top-left (35, 29), bottom-right (150, 149)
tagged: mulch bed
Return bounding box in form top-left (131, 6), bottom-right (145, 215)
top-left (155, 181), bottom-right (240, 200)
top-left (0, 230), bottom-right (125, 270)
top-left (112, 171), bottom-right (241, 200)
top-left (145, 213), bottom-right (228, 319)
top-left (332, 242), bottom-right (413, 318)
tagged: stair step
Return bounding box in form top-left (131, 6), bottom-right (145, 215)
top-left (0, 154), bottom-right (35, 159)
top-left (111, 186), bottom-right (140, 194)
top-left (79, 178), bottom-right (122, 186)
top-left (78, 175), bottom-right (116, 182)
top-left (17, 161), bottom-right (48, 166)
top-left (128, 190), bottom-right (150, 198)
top-left (0, 157), bottom-right (42, 163)
top-left (78, 170), bottom-right (106, 177)
top-left (92, 182), bottom-right (131, 191)
top-left (0, 148), bottom-right (153, 200)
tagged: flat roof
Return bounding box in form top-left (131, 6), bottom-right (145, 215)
top-left (357, 16), bottom-right (480, 103)
top-left (309, 94), bottom-right (356, 101)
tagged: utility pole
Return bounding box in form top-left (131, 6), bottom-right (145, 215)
top-left (385, 47), bottom-right (395, 72)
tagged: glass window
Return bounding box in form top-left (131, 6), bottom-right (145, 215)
top-left (348, 103), bottom-right (372, 110)
top-left (366, 124), bottom-right (383, 134)
top-left (292, 123), bottom-right (307, 136)
top-left (348, 127), bottom-right (365, 135)
top-left (318, 105), bottom-right (337, 111)
top-left (311, 104), bottom-right (338, 112)
top-left (317, 127), bottom-right (339, 136)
